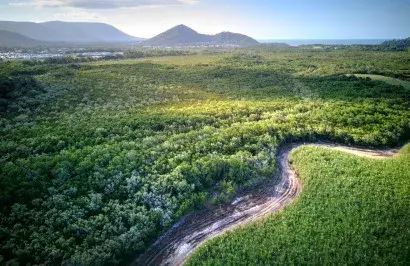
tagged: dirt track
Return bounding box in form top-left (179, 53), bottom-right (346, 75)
top-left (133, 143), bottom-right (397, 266)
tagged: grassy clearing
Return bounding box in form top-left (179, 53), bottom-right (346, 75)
top-left (187, 145), bottom-right (410, 265)
top-left (353, 74), bottom-right (410, 90)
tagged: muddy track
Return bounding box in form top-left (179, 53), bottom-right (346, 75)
top-left (133, 143), bottom-right (397, 266)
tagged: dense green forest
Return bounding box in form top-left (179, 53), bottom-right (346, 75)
top-left (0, 48), bottom-right (409, 265)
top-left (187, 145), bottom-right (410, 265)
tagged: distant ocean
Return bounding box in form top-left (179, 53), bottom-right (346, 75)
top-left (258, 39), bottom-right (390, 46)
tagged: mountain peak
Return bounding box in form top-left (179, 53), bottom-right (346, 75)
top-left (168, 24), bottom-right (198, 33)
top-left (174, 24), bottom-right (191, 29)
top-left (143, 25), bottom-right (259, 47)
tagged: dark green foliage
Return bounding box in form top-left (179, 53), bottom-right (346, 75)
top-left (0, 74), bottom-right (45, 112)
top-left (0, 48), bottom-right (410, 265)
top-left (0, 76), bottom-right (15, 97)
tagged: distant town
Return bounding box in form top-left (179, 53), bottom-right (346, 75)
top-left (0, 48), bottom-right (124, 59)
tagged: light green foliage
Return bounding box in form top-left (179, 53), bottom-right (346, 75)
top-left (353, 74), bottom-right (410, 90)
top-left (187, 145), bottom-right (410, 265)
top-left (0, 48), bottom-right (410, 264)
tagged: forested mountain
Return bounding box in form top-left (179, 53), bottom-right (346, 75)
top-left (380, 37), bottom-right (410, 50)
top-left (212, 31), bottom-right (260, 45)
top-left (0, 21), bottom-right (143, 44)
top-left (143, 24), bottom-right (259, 46)
top-left (0, 30), bottom-right (44, 46)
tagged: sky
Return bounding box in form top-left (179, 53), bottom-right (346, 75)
top-left (0, 0), bottom-right (409, 39)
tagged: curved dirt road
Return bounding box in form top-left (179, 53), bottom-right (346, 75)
top-left (133, 143), bottom-right (397, 266)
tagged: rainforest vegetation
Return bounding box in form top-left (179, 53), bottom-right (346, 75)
top-left (0, 47), bottom-right (409, 265)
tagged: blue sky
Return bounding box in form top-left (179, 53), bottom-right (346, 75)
top-left (0, 0), bottom-right (409, 39)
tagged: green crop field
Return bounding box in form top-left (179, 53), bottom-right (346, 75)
top-left (187, 144), bottom-right (410, 265)
top-left (1, 47), bottom-right (410, 265)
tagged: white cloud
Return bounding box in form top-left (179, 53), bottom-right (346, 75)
top-left (53, 9), bottom-right (106, 20)
top-left (9, 0), bottom-right (200, 9)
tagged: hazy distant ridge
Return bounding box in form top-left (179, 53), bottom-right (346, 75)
top-left (0, 30), bottom-right (44, 46)
top-left (0, 21), bottom-right (143, 44)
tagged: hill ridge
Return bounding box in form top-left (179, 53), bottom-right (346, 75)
top-left (143, 24), bottom-right (259, 47)
top-left (0, 21), bottom-right (143, 44)
top-left (0, 30), bottom-right (45, 47)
